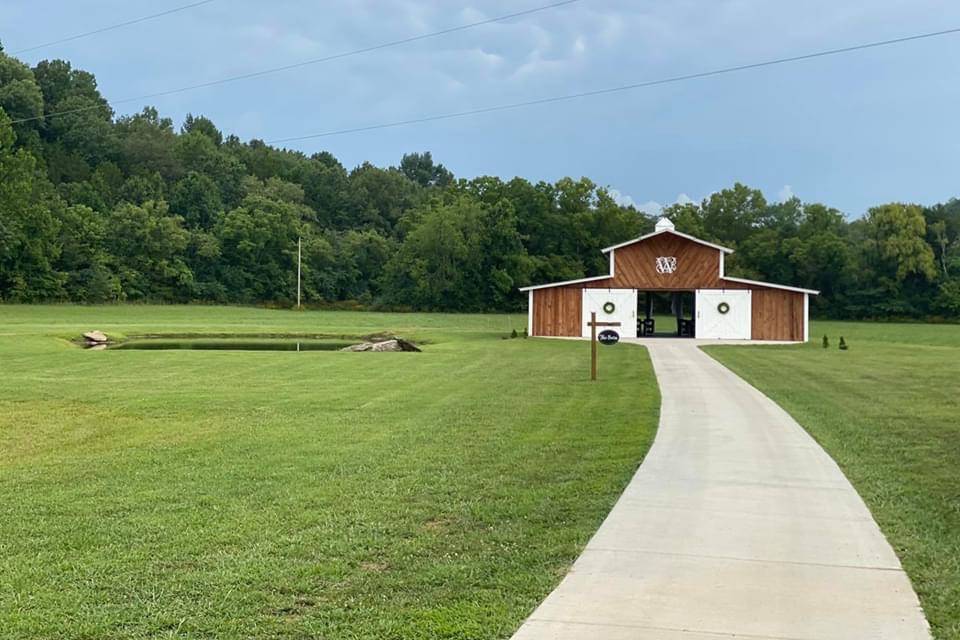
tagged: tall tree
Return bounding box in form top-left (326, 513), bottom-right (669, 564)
top-left (181, 113), bottom-right (223, 146)
top-left (115, 107), bottom-right (179, 180)
top-left (105, 200), bottom-right (193, 300)
top-left (0, 52), bottom-right (43, 147)
top-left (400, 151), bottom-right (453, 188)
top-left (866, 203), bottom-right (937, 282)
top-left (57, 203), bottom-right (120, 302)
top-left (214, 178), bottom-right (311, 303)
top-left (0, 109), bottom-right (64, 300)
top-left (700, 183), bottom-right (767, 245)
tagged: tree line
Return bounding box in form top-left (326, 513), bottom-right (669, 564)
top-left (1, 46), bottom-right (958, 318)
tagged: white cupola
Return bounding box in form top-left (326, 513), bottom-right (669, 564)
top-left (655, 217), bottom-right (675, 232)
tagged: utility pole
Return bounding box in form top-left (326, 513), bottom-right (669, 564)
top-left (296, 236), bottom-right (302, 310)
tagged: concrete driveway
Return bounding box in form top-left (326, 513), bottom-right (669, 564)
top-left (512, 339), bottom-right (930, 640)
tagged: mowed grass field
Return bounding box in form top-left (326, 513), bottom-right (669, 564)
top-left (706, 321), bottom-right (960, 640)
top-left (0, 305), bottom-right (660, 640)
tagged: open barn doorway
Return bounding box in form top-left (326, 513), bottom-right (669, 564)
top-left (637, 291), bottom-right (696, 337)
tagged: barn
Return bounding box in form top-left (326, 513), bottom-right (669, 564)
top-left (521, 218), bottom-right (819, 342)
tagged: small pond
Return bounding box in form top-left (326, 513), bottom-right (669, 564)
top-left (97, 339), bottom-right (354, 351)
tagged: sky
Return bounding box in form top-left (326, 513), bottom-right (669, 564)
top-left (4, 0), bottom-right (960, 216)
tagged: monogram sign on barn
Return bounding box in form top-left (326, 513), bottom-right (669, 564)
top-left (655, 256), bottom-right (678, 274)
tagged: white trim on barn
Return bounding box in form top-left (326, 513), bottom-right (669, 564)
top-left (721, 276), bottom-right (820, 295)
top-left (804, 293), bottom-right (810, 343)
top-left (518, 274), bottom-right (611, 292)
top-left (602, 228), bottom-right (734, 256)
top-left (527, 290), bottom-right (533, 336)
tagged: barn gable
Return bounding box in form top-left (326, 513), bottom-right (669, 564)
top-left (589, 233), bottom-right (743, 291)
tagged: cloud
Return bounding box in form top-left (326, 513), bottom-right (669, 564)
top-left (608, 188), bottom-right (636, 208)
top-left (777, 185), bottom-right (796, 201)
top-left (572, 35), bottom-right (587, 55)
top-left (597, 14), bottom-right (625, 47)
top-left (608, 190), bottom-right (666, 216)
top-left (636, 200), bottom-right (664, 215)
top-left (611, 193), bottom-right (697, 215)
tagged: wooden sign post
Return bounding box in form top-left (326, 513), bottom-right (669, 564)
top-left (588, 311), bottom-right (621, 381)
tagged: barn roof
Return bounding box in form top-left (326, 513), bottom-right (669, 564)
top-left (721, 276), bottom-right (819, 295)
top-left (519, 275), bottom-right (612, 292)
top-left (601, 228), bottom-right (734, 255)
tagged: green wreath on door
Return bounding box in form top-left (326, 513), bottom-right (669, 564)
top-left (603, 301), bottom-right (616, 314)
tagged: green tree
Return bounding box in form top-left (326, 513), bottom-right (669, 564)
top-left (383, 196), bottom-right (529, 311)
top-left (866, 203), bottom-right (937, 282)
top-left (57, 203), bottom-right (120, 301)
top-left (664, 201), bottom-right (706, 238)
top-left (347, 162), bottom-right (419, 232)
top-left (400, 151), bottom-right (453, 188)
top-left (295, 156), bottom-right (350, 227)
top-left (334, 229), bottom-right (393, 301)
top-left (0, 52), bottom-right (43, 145)
top-left (173, 130), bottom-right (245, 205)
top-left (105, 200), bottom-right (192, 300)
top-left (700, 183), bottom-right (767, 245)
top-left (0, 109), bottom-right (64, 300)
top-left (186, 229), bottom-right (223, 300)
top-left (788, 203), bottom-right (853, 313)
top-left (33, 59), bottom-right (114, 164)
top-left (478, 199), bottom-right (531, 309)
top-left (181, 113), bottom-right (223, 145)
top-left (382, 197), bottom-right (479, 310)
top-left (925, 199), bottom-right (960, 279)
top-left (119, 171), bottom-right (165, 205)
top-left (169, 171), bottom-right (223, 229)
top-left (934, 278), bottom-right (960, 316)
top-left (214, 179), bottom-right (309, 302)
top-left (115, 107), bottom-right (180, 180)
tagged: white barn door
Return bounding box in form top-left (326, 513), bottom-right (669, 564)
top-left (582, 289), bottom-right (637, 339)
top-left (695, 290), bottom-right (752, 340)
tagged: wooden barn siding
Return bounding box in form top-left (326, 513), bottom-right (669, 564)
top-left (532, 287), bottom-right (582, 336)
top-left (751, 289), bottom-right (804, 341)
top-left (582, 235), bottom-right (749, 290)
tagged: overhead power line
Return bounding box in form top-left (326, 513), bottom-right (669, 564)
top-left (265, 25), bottom-right (960, 144)
top-left (11, 0), bottom-right (217, 55)
top-left (9, 0), bottom-right (584, 125)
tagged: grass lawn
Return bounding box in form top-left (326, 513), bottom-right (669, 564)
top-left (0, 305), bottom-right (659, 639)
top-left (705, 321), bottom-right (960, 640)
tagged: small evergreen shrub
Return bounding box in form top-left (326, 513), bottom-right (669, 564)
top-left (839, 336), bottom-right (848, 350)
top-left (510, 328), bottom-right (519, 339)
top-left (822, 335), bottom-right (829, 349)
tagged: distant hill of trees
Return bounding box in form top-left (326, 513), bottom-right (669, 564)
top-left (1, 45), bottom-right (958, 318)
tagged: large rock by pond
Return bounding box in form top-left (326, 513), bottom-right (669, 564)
top-left (341, 338), bottom-right (421, 352)
top-left (83, 330), bottom-right (109, 344)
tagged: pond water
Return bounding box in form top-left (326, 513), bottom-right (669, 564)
top-left (97, 339), bottom-right (354, 352)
